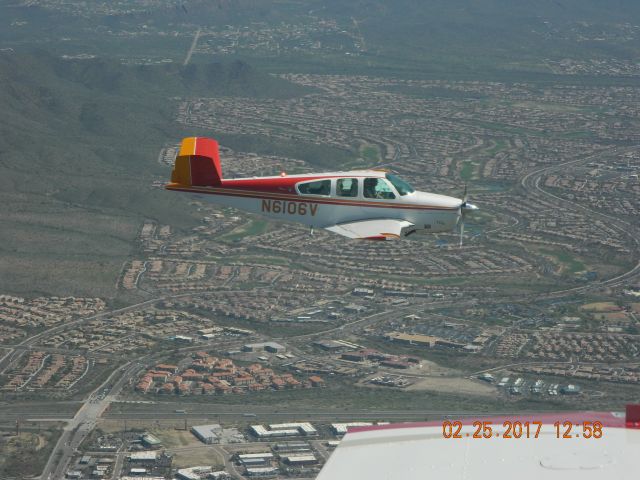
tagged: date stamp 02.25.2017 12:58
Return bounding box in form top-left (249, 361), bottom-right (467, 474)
top-left (442, 420), bottom-right (604, 440)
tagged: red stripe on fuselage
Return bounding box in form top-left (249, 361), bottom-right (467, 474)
top-left (220, 175), bottom-right (344, 194)
top-left (165, 184), bottom-right (458, 211)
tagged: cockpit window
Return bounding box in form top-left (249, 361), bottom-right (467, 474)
top-left (363, 178), bottom-right (396, 199)
top-left (336, 178), bottom-right (358, 197)
top-left (385, 173), bottom-right (415, 196)
top-left (297, 179), bottom-right (331, 196)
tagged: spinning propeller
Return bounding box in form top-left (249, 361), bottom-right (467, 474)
top-left (458, 185), bottom-right (479, 248)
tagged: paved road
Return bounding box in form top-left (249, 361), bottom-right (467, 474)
top-left (1, 344), bottom-right (112, 359)
top-left (519, 145), bottom-right (640, 296)
top-left (105, 411), bottom-right (437, 420)
top-left (287, 302), bottom-right (461, 340)
top-left (110, 451), bottom-right (127, 480)
top-left (183, 28), bottom-right (201, 66)
top-left (40, 361), bottom-right (144, 479)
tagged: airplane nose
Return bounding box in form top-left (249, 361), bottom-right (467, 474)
top-left (462, 202), bottom-right (479, 212)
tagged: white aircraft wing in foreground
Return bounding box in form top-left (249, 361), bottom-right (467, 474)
top-left (317, 407), bottom-right (640, 480)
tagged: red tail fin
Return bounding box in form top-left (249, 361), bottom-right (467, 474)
top-left (170, 137), bottom-right (222, 187)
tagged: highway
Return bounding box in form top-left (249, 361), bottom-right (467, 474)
top-left (102, 410), bottom-right (505, 421)
top-left (40, 361), bottom-right (145, 480)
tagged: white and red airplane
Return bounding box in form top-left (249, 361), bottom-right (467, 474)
top-left (166, 137), bottom-right (478, 241)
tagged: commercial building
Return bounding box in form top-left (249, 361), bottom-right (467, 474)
top-left (251, 425), bottom-right (297, 438)
top-left (191, 424), bottom-right (222, 444)
top-left (141, 433), bottom-right (162, 448)
top-left (242, 342), bottom-right (286, 353)
top-left (119, 477), bottom-right (165, 480)
top-left (238, 453), bottom-right (274, 461)
top-left (331, 422), bottom-right (376, 435)
top-left (250, 423), bottom-right (317, 438)
top-left (352, 288), bottom-right (374, 296)
top-left (171, 335), bottom-right (194, 343)
top-left (281, 454), bottom-right (318, 466)
top-left (241, 458), bottom-right (271, 468)
top-left (245, 467), bottom-right (278, 477)
top-left (176, 466), bottom-right (230, 480)
top-left (385, 332), bottom-right (438, 347)
top-left (127, 452), bottom-right (157, 462)
top-left (274, 442), bottom-right (312, 453)
top-left (238, 453), bottom-right (274, 468)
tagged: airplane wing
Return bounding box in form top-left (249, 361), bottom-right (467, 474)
top-left (325, 219), bottom-right (416, 240)
top-left (317, 408), bottom-right (640, 480)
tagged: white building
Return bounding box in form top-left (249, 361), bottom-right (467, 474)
top-left (238, 453), bottom-right (274, 468)
top-left (245, 467), bottom-right (278, 477)
top-left (176, 466), bottom-right (230, 480)
top-left (331, 422), bottom-right (383, 435)
top-left (282, 454), bottom-right (318, 465)
top-left (127, 452), bottom-right (157, 462)
top-left (250, 422), bottom-right (317, 438)
top-left (191, 424), bottom-right (222, 444)
top-left (242, 342), bottom-right (286, 353)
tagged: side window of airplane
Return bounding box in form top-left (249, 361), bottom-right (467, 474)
top-left (363, 178), bottom-right (396, 199)
top-left (297, 179), bottom-right (331, 196)
top-left (336, 178), bottom-right (358, 197)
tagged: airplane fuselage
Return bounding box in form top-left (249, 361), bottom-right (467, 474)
top-left (165, 137), bottom-right (477, 241)
top-left (167, 174), bottom-right (462, 234)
